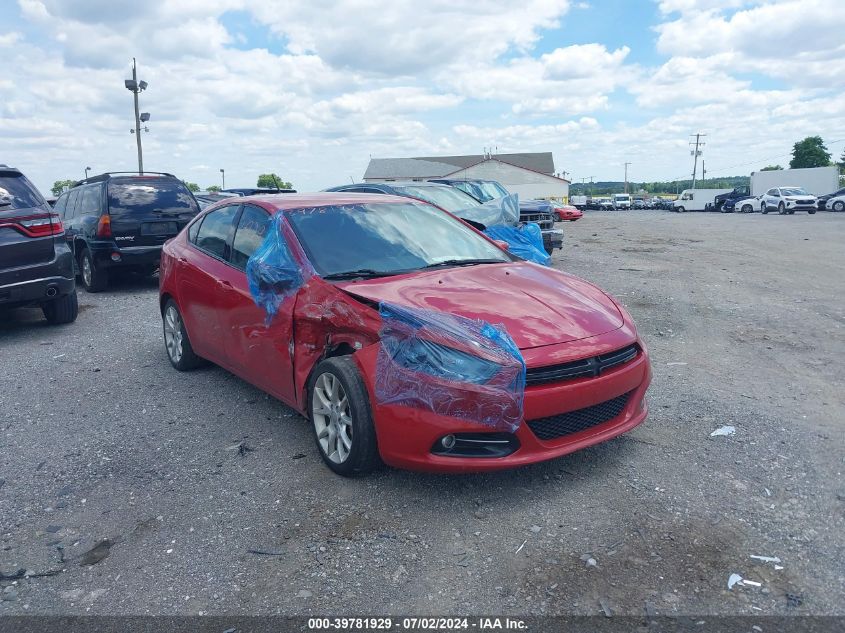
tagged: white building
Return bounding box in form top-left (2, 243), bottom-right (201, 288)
top-left (363, 152), bottom-right (570, 201)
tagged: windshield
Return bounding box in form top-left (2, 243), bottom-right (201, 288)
top-left (108, 179), bottom-right (200, 217)
top-left (781, 187), bottom-right (808, 196)
top-left (393, 185), bottom-right (481, 213)
top-left (451, 181), bottom-right (490, 202)
top-left (0, 173), bottom-right (48, 210)
top-left (480, 181), bottom-right (509, 199)
top-left (286, 202), bottom-right (511, 277)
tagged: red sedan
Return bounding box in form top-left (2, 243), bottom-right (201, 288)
top-left (551, 202), bottom-right (583, 221)
top-left (159, 193), bottom-right (650, 475)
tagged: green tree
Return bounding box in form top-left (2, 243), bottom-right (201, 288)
top-left (257, 173), bottom-right (293, 189)
top-left (837, 149), bottom-right (845, 173)
top-left (760, 165), bottom-right (783, 171)
top-left (206, 185), bottom-right (221, 192)
top-left (789, 136), bottom-right (831, 169)
top-left (51, 179), bottom-right (76, 196)
top-left (183, 181), bottom-right (200, 192)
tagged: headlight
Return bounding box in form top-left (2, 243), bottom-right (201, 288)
top-left (389, 338), bottom-right (502, 385)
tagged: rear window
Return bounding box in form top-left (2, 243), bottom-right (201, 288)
top-left (0, 172), bottom-right (48, 211)
top-left (108, 179), bottom-right (199, 217)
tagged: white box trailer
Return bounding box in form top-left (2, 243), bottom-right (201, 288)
top-left (672, 188), bottom-right (735, 212)
top-left (571, 195), bottom-right (588, 209)
top-left (751, 166), bottom-right (839, 196)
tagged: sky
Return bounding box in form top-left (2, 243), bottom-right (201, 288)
top-left (2, 0), bottom-right (845, 194)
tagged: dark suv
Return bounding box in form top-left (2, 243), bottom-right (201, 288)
top-left (55, 172), bottom-right (200, 292)
top-left (0, 165), bottom-right (78, 324)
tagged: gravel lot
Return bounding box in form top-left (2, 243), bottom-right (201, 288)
top-left (1, 209), bottom-right (843, 617)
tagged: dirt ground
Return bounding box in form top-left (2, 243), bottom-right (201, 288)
top-left (0, 209), bottom-right (843, 617)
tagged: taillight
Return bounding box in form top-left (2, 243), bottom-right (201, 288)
top-left (96, 214), bottom-right (112, 238)
top-left (0, 213), bottom-right (64, 238)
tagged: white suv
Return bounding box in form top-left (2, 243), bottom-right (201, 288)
top-left (761, 187), bottom-right (817, 215)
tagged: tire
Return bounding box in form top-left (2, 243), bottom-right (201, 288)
top-left (778, 203), bottom-right (786, 215)
top-left (808, 208), bottom-right (816, 214)
top-left (761, 203), bottom-right (769, 214)
top-left (308, 356), bottom-right (380, 476)
top-left (162, 299), bottom-right (204, 371)
top-left (79, 248), bottom-right (108, 293)
top-left (42, 290), bottom-right (78, 325)
top-left (676, 206), bottom-right (685, 213)
top-left (741, 204), bottom-right (753, 214)
top-left (553, 212), bottom-right (561, 222)
top-left (833, 201), bottom-right (844, 212)
top-left (788, 209), bottom-right (795, 215)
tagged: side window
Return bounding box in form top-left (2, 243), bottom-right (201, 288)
top-left (53, 194), bottom-right (68, 217)
top-left (187, 217), bottom-right (202, 243)
top-left (194, 205), bottom-right (239, 260)
top-left (77, 185), bottom-right (101, 216)
top-left (231, 205), bottom-right (270, 270)
top-left (766, 189), bottom-right (776, 196)
top-left (64, 189), bottom-right (81, 219)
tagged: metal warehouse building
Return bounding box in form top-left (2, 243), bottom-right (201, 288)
top-left (363, 152), bottom-right (570, 201)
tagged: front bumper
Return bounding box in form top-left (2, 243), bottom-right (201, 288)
top-left (356, 328), bottom-right (652, 473)
top-left (541, 228), bottom-right (564, 251)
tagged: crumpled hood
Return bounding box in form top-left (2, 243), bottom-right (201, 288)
top-left (337, 262), bottom-right (624, 350)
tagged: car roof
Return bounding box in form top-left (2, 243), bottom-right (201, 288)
top-left (236, 191), bottom-right (420, 213)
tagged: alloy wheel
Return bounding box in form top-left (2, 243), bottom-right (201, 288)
top-left (312, 372), bottom-right (353, 464)
top-left (163, 305), bottom-right (184, 364)
top-left (82, 255), bottom-right (92, 288)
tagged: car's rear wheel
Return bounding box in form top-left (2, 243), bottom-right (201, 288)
top-left (162, 299), bottom-right (204, 371)
top-left (309, 356), bottom-right (380, 476)
top-left (808, 208), bottom-right (816, 214)
top-left (42, 290), bottom-right (78, 325)
top-left (79, 249), bottom-right (108, 293)
top-left (833, 201), bottom-right (844, 212)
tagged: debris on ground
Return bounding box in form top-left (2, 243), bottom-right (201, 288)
top-left (226, 441), bottom-right (254, 456)
top-left (79, 539), bottom-right (113, 566)
top-left (0, 569), bottom-right (26, 581)
top-left (291, 453), bottom-right (306, 460)
top-left (515, 540), bottom-right (527, 554)
top-left (728, 573), bottom-right (761, 589)
top-left (580, 554), bottom-right (598, 568)
top-left (530, 525), bottom-right (541, 533)
top-left (710, 425), bottom-right (736, 437)
top-left (599, 598), bottom-right (613, 617)
top-left (750, 555), bottom-right (782, 565)
top-left (666, 362), bottom-right (687, 366)
top-left (786, 593), bottom-right (803, 609)
top-left (247, 548), bottom-right (285, 556)
top-left (2, 586), bottom-right (18, 602)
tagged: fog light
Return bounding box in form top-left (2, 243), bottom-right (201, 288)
top-left (440, 434), bottom-right (456, 450)
top-left (110, 252), bottom-right (121, 262)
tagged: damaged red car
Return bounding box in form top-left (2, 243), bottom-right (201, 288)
top-left (159, 193), bottom-right (650, 475)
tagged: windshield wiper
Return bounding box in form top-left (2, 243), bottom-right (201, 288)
top-left (322, 268), bottom-right (398, 280)
top-left (421, 258), bottom-right (504, 270)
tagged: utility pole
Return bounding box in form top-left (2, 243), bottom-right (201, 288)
top-left (623, 162), bottom-right (631, 194)
top-left (220, 168), bottom-right (225, 189)
top-left (124, 58), bottom-right (149, 174)
top-left (689, 133), bottom-right (706, 190)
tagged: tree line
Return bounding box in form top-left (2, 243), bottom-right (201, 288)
top-left (51, 172), bottom-right (293, 197)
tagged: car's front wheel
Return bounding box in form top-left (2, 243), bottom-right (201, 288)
top-left (309, 356), bottom-right (380, 476)
top-left (778, 202), bottom-right (786, 215)
top-left (162, 299), bottom-right (204, 371)
top-left (741, 204), bottom-right (753, 213)
top-left (832, 201), bottom-right (844, 212)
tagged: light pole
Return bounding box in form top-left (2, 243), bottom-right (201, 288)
top-left (84, 166), bottom-right (91, 180)
top-left (220, 168), bottom-right (225, 189)
top-left (125, 58), bottom-right (148, 174)
top-left (624, 162), bottom-right (631, 194)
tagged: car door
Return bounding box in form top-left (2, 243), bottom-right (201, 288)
top-left (177, 203), bottom-right (240, 364)
top-left (61, 188), bottom-right (82, 254)
top-left (214, 204), bottom-right (298, 405)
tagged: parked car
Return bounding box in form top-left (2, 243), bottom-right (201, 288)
top-left (597, 198), bottom-right (614, 210)
top-left (817, 187), bottom-right (845, 210)
top-left (326, 182), bottom-right (563, 254)
top-left (632, 199), bottom-right (645, 210)
top-left (549, 201), bottom-right (583, 221)
top-left (54, 172), bottom-right (201, 292)
top-left (725, 196), bottom-right (762, 213)
top-left (159, 193), bottom-right (651, 475)
top-left (825, 195), bottom-right (845, 212)
top-left (427, 178), bottom-right (562, 251)
top-left (714, 186), bottom-right (751, 212)
top-left (760, 187), bottom-right (817, 215)
top-left (195, 191), bottom-right (239, 210)
top-left (0, 164), bottom-right (78, 323)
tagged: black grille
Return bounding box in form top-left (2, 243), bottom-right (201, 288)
top-left (527, 391), bottom-right (632, 441)
top-left (521, 213), bottom-right (554, 229)
top-left (526, 344), bottom-right (638, 386)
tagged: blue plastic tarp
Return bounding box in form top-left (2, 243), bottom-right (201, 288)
top-left (375, 302), bottom-right (526, 432)
top-left (483, 222), bottom-right (551, 266)
top-left (453, 193), bottom-right (520, 228)
top-left (246, 213), bottom-right (309, 324)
